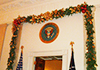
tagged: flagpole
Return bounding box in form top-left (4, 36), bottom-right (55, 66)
top-left (21, 46), bottom-right (24, 70)
top-left (70, 41), bottom-right (75, 70)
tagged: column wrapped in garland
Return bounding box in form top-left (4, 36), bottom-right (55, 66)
top-left (6, 2), bottom-right (97, 70)
top-left (6, 24), bottom-right (23, 70)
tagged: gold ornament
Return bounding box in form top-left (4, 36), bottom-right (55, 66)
top-left (74, 7), bottom-right (77, 10)
top-left (17, 27), bottom-right (19, 30)
top-left (12, 46), bottom-right (14, 49)
top-left (90, 35), bottom-right (93, 37)
top-left (61, 16), bottom-right (63, 18)
top-left (31, 21), bottom-right (33, 24)
top-left (77, 5), bottom-right (80, 8)
top-left (37, 20), bottom-right (39, 23)
top-left (10, 60), bottom-right (12, 62)
top-left (88, 58), bottom-right (91, 61)
top-left (13, 35), bottom-right (17, 37)
top-left (69, 8), bottom-right (73, 10)
top-left (92, 42), bottom-right (95, 44)
top-left (11, 54), bottom-right (14, 56)
top-left (75, 11), bottom-right (79, 13)
top-left (40, 20), bottom-right (42, 23)
top-left (87, 39), bottom-right (89, 41)
top-left (50, 18), bottom-right (53, 20)
top-left (89, 21), bottom-right (92, 24)
top-left (54, 15), bottom-right (56, 17)
top-left (92, 46), bottom-right (95, 48)
top-left (92, 58), bottom-right (95, 60)
top-left (57, 15), bottom-right (59, 17)
top-left (61, 8), bottom-right (65, 11)
top-left (89, 31), bottom-right (91, 33)
top-left (32, 16), bottom-right (35, 21)
top-left (54, 9), bottom-right (58, 14)
top-left (34, 21), bottom-right (36, 24)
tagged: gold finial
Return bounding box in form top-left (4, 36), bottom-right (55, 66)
top-left (70, 41), bottom-right (74, 46)
top-left (21, 46), bottom-right (24, 54)
top-left (70, 41), bottom-right (74, 50)
top-left (21, 46), bottom-right (24, 49)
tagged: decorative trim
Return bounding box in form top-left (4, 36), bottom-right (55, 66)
top-left (0, 0), bottom-right (63, 12)
top-left (27, 50), bottom-right (68, 70)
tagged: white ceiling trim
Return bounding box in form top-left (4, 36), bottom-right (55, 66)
top-left (0, 0), bottom-right (99, 14)
top-left (0, 0), bottom-right (63, 12)
top-left (0, 0), bottom-right (15, 5)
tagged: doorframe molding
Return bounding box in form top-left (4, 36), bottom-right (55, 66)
top-left (27, 50), bottom-right (68, 70)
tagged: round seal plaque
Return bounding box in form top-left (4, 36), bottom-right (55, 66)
top-left (39, 22), bottom-right (59, 43)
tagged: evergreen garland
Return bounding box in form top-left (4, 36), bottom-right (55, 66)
top-left (6, 2), bottom-right (97, 70)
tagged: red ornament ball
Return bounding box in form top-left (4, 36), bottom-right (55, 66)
top-left (82, 10), bottom-right (86, 13)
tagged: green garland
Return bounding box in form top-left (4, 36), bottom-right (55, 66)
top-left (6, 2), bottom-right (97, 70)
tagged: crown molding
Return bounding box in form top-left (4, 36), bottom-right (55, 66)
top-left (0, 0), bottom-right (65, 24)
top-left (0, 0), bottom-right (32, 11)
top-left (0, 0), bottom-right (64, 13)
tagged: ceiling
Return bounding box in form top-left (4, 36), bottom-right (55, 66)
top-left (0, 0), bottom-right (34, 12)
top-left (0, 0), bottom-right (15, 5)
top-left (0, 0), bottom-right (56, 12)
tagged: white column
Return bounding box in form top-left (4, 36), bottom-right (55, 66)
top-left (62, 50), bottom-right (68, 70)
top-left (27, 53), bottom-right (33, 70)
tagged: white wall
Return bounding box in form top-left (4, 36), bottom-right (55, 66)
top-left (0, 0), bottom-right (100, 70)
top-left (20, 14), bottom-right (84, 70)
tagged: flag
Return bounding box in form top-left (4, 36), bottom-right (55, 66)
top-left (16, 46), bottom-right (23, 70)
top-left (69, 50), bottom-right (76, 70)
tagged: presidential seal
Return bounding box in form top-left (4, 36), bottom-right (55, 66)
top-left (39, 22), bottom-right (59, 43)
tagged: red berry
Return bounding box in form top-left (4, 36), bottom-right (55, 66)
top-left (81, 7), bottom-right (84, 9)
top-left (84, 5), bottom-right (87, 8)
top-left (82, 10), bottom-right (86, 13)
top-left (84, 8), bottom-right (87, 11)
